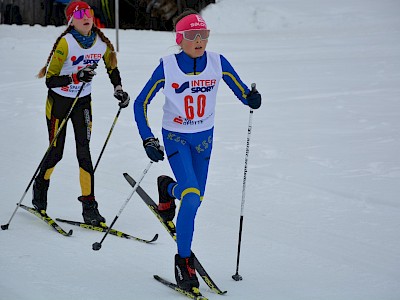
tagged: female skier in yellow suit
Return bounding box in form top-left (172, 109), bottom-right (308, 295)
top-left (33, 1), bottom-right (130, 226)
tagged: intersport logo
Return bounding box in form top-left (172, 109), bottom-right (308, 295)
top-left (172, 79), bottom-right (217, 94)
top-left (71, 54), bottom-right (102, 66)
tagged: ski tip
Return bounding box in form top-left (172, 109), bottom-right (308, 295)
top-left (67, 229), bottom-right (73, 236)
top-left (151, 233), bottom-right (159, 242)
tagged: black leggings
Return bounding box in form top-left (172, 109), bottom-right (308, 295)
top-left (38, 90), bottom-right (94, 197)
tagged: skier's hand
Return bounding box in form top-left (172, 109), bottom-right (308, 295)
top-left (114, 85), bottom-right (130, 108)
top-left (246, 85), bottom-right (261, 109)
top-left (143, 137), bottom-right (164, 162)
top-left (72, 63), bottom-right (97, 84)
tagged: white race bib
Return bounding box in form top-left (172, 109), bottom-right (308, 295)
top-left (51, 33), bottom-right (107, 98)
top-left (161, 52), bottom-right (222, 133)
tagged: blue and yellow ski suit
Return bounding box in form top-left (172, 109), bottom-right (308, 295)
top-left (134, 50), bottom-right (252, 257)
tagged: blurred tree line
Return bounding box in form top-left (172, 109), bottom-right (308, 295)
top-left (0, 0), bottom-right (216, 31)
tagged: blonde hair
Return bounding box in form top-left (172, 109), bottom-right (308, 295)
top-left (93, 26), bottom-right (117, 68)
top-left (37, 25), bottom-right (117, 78)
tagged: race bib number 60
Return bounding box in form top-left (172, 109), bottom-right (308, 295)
top-left (184, 94), bottom-right (206, 120)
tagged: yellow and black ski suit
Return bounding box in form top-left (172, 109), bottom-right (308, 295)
top-left (37, 33), bottom-right (121, 198)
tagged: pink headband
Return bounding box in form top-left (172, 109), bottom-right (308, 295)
top-left (175, 14), bottom-right (208, 44)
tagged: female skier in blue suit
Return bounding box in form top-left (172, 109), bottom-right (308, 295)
top-left (133, 9), bottom-right (261, 294)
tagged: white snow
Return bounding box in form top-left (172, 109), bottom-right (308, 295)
top-left (1, 0), bottom-right (400, 299)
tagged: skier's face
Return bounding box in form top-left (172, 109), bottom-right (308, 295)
top-left (71, 9), bottom-right (94, 36)
top-left (180, 34), bottom-right (208, 58)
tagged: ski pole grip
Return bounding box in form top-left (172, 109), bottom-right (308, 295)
top-left (249, 83), bottom-right (257, 112)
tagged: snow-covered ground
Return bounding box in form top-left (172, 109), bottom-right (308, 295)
top-left (1, 0), bottom-right (400, 299)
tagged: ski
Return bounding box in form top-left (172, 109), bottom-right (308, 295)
top-left (55, 218), bottom-right (158, 244)
top-left (123, 173), bottom-right (227, 295)
top-left (154, 275), bottom-right (209, 300)
top-left (19, 203), bottom-right (73, 236)
top-left (125, 173), bottom-right (176, 240)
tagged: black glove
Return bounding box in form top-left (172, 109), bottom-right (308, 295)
top-left (114, 85), bottom-right (130, 108)
top-left (246, 85), bottom-right (262, 109)
top-left (72, 63), bottom-right (97, 84)
top-left (143, 137), bottom-right (164, 162)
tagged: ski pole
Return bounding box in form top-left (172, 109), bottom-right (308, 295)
top-left (92, 160), bottom-right (153, 250)
top-left (232, 83), bottom-right (256, 281)
top-left (1, 83), bottom-right (87, 231)
top-left (93, 106), bottom-right (122, 173)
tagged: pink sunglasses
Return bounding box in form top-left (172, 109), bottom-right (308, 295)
top-left (177, 29), bottom-right (210, 41)
top-left (73, 8), bottom-right (94, 20)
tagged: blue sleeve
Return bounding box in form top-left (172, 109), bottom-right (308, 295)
top-left (133, 60), bottom-right (165, 140)
top-left (220, 54), bottom-right (251, 105)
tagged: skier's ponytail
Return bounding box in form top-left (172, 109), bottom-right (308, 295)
top-left (37, 25), bottom-right (72, 78)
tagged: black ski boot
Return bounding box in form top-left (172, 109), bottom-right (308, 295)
top-left (32, 178), bottom-right (50, 212)
top-left (175, 253), bottom-right (200, 292)
top-left (78, 196), bottom-right (106, 226)
top-left (157, 175), bottom-right (176, 222)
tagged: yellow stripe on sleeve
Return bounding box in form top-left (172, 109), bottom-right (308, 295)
top-left (222, 71), bottom-right (247, 98)
top-left (143, 79), bottom-right (165, 126)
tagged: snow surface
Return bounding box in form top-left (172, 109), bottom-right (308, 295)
top-left (1, 0), bottom-right (400, 299)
